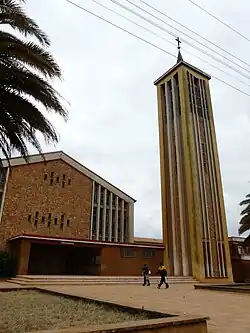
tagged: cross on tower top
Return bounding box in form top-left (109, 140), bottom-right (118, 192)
top-left (176, 37), bottom-right (181, 50)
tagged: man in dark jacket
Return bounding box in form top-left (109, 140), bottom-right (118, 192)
top-left (142, 264), bottom-right (151, 286)
top-left (157, 262), bottom-right (169, 289)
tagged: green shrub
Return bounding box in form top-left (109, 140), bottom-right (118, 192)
top-left (0, 251), bottom-right (16, 277)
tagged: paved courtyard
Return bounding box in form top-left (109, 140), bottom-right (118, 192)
top-left (43, 284), bottom-right (250, 333)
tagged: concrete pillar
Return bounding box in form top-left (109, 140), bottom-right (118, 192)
top-left (114, 196), bottom-right (118, 242)
top-left (108, 192), bottom-right (113, 242)
top-left (102, 188), bottom-right (107, 241)
top-left (121, 200), bottom-right (125, 242)
top-left (90, 180), bottom-right (95, 240)
top-left (172, 77), bottom-right (189, 276)
top-left (96, 185), bottom-right (101, 240)
top-left (17, 240), bottom-right (31, 275)
top-left (165, 81), bottom-right (179, 275)
top-left (128, 203), bottom-right (134, 243)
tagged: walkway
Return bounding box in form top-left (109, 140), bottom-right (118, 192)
top-left (43, 284), bottom-right (250, 333)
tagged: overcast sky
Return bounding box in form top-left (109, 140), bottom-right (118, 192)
top-left (23, 0), bottom-right (250, 238)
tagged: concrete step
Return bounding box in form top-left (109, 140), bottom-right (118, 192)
top-left (7, 280), bottom-right (195, 286)
top-left (16, 276), bottom-right (194, 282)
top-left (7, 275), bottom-right (197, 286)
top-left (16, 275), bottom-right (195, 280)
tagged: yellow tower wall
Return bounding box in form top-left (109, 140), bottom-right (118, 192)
top-left (155, 60), bottom-right (233, 282)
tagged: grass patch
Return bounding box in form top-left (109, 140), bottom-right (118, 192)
top-left (0, 290), bottom-right (150, 333)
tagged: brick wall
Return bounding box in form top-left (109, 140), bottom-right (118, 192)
top-left (0, 160), bottom-right (93, 250)
top-left (101, 246), bottom-right (164, 276)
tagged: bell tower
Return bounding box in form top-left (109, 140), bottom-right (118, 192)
top-left (154, 46), bottom-right (233, 281)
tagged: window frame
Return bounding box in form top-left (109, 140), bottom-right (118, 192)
top-left (120, 248), bottom-right (136, 258)
top-left (143, 249), bottom-right (155, 259)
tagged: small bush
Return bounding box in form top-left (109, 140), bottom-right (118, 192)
top-left (0, 251), bottom-right (16, 278)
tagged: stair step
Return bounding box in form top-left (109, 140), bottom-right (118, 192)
top-left (7, 275), bottom-right (197, 286)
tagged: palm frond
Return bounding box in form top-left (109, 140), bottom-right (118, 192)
top-left (0, 63), bottom-right (67, 118)
top-left (239, 214), bottom-right (250, 225)
top-left (0, 0), bottom-right (50, 46)
top-left (0, 31), bottom-right (61, 78)
top-left (239, 197), bottom-right (250, 206)
top-left (239, 214), bottom-right (250, 234)
top-left (0, 0), bottom-right (68, 162)
top-left (0, 92), bottom-right (60, 161)
top-left (239, 222), bottom-right (250, 235)
top-left (240, 204), bottom-right (250, 216)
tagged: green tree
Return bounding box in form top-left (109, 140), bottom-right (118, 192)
top-left (239, 194), bottom-right (250, 237)
top-left (0, 0), bottom-right (67, 161)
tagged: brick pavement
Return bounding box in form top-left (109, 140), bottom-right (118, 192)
top-left (43, 284), bottom-right (250, 333)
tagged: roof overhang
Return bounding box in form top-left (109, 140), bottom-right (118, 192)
top-left (9, 234), bottom-right (165, 249)
top-left (228, 236), bottom-right (245, 243)
top-left (134, 237), bottom-right (163, 245)
top-left (1, 151), bottom-right (136, 203)
top-left (154, 60), bottom-right (211, 86)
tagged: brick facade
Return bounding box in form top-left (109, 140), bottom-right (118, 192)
top-left (0, 154), bottom-right (164, 277)
top-left (8, 235), bottom-right (164, 276)
top-left (0, 159), bottom-right (93, 251)
top-left (101, 246), bottom-right (164, 276)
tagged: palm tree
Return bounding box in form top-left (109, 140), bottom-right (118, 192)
top-left (239, 194), bottom-right (250, 241)
top-left (0, 0), bottom-right (67, 162)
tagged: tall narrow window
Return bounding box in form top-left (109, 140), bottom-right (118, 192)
top-left (105, 209), bottom-right (109, 241)
top-left (174, 73), bottom-right (181, 115)
top-left (34, 212), bottom-right (39, 226)
top-left (111, 209), bottom-right (116, 241)
top-left (99, 207), bottom-right (103, 239)
top-left (62, 174), bottom-right (66, 188)
top-left (50, 172), bottom-right (54, 185)
top-left (194, 77), bottom-right (203, 117)
top-left (167, 80), bottom-right (173, 119)
top-left (92, 206), bottom-right (97, 238)
top-left (48, 213), bottom-right (52, 227)
top-left (94, 183), bottom-right (98, 205)
top-left (100, 187), bottom-right (105, 206)
top-left (0, 169), bottom-right (5, 184)
top-left (201, 142), bottom-right (208, 173)
top-left (106, 191), bottom-right (110, 207)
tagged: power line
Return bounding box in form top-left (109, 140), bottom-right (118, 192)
top-left (137, 0), bottom-right (250, 68)
top-left (109, 0), bottom-right (250, 81)
top-left (64, 0), bottom-right (176, 58)
top-left (91, 0), bottom-right (250, 88)
top-left (64, 0), bottom-right (250, 97)
top-left (120, 0), bottom-right (250, 75)
top-left (187, 0), bottom-right (250, 43)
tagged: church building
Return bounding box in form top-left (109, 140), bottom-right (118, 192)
top-left (1, 50), bottom-right (249, 283)
top-left (0, 151), bottom-right (164, 276)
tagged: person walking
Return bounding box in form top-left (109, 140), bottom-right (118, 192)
top-left (142, 264), bottom-right (151, 286)
top-left (157, 262), bottom-right (169, 289)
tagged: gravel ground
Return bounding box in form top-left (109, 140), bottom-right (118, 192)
top-left (0, 291), bottom-right (150, 333)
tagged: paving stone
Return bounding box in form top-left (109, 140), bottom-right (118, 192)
top-left (42, 284), bottom-right (250, 333)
